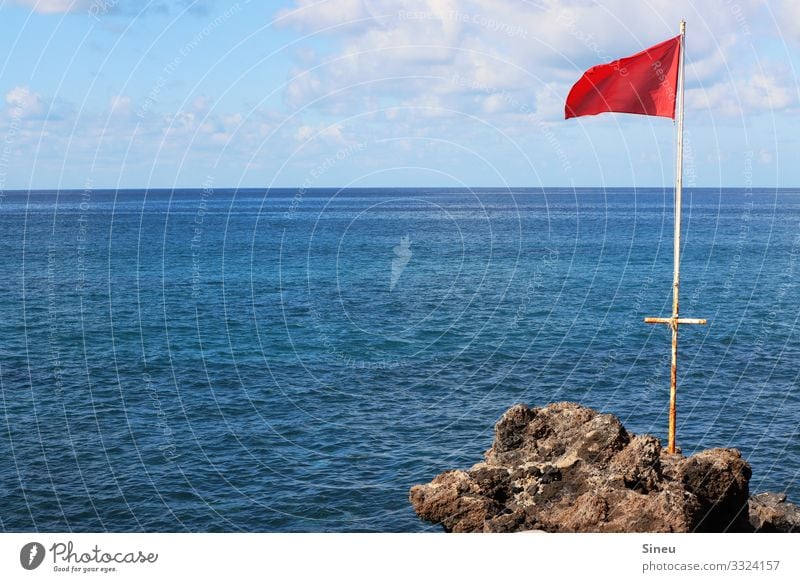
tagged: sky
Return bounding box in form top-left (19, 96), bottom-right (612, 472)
top-left (0, 0), bottom-right (798, 189)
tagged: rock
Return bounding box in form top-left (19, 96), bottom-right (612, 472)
top-left (608, 434), bottom-right (662, 493)
top-left (749, 492), bottom-right (800, 532)
top-left (408, 470), bottom-right (501, 533)
top-left (678, 448), bottom-right (752, 532)
top-left (409, 401), bottom-right (799, 533)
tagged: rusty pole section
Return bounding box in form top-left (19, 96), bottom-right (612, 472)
top-left (669, 319), bottom-right (679, 453)
top-left (644, 21), bottom-right (706, 455)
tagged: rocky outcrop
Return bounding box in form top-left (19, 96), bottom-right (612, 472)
top-left (749, 493), bottom-right (800, 532)
top-left (409, 402), bottom-right (797, 532)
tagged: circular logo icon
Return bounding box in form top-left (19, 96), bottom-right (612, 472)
top-left (20, 542), bottom-right (46, 570)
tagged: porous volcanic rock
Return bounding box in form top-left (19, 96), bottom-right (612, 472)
top-left (749, 493), bottom-right (800, 532)
top-left (409, 402), bottom-right (796, 533)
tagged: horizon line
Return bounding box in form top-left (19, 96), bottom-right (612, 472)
top-left (5, 185), bottom-right (798, 193)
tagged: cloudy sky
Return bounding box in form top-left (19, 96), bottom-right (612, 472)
top-left (0, 0), bottom-right (798, 189)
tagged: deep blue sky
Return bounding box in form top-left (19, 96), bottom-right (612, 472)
top-left (1, 0), bottom-right (798, 189)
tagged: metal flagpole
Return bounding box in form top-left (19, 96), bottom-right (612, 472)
top-left (669, 20), bottom-right (687, 455)
top-left (644, 20), bottom-right (706, 454)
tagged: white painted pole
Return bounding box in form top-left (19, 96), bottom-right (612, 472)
top-left (668, 20), bottom-right (687, 454)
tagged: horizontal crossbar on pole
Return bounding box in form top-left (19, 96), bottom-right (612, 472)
top-left (643, 317), bottom-right (707, 325)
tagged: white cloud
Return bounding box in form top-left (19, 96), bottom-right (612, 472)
top-left (294, 122), bottom-right (347, 145)
top-left (295, 124), bottom-right (314, 142)
top-left (687, 62), bottom-right (798, 118)
top-left (276, 0), bottom-right (778, 124)
top-left (685, 83), bottom-right (744, 118)
top-left (685, 34), bottom-right (738, 85)
top-left (11, 0), bottom-right (218, 17)
top-left (5, 85), bottom-right (46, 118)
top-left (191, 95), bottom-right (211, 112)
top-left (775, 0), bottom-right (800, 42)
top-left (740, 72), bottom-right (795, 111)
top-left (109, 95), bottom-right (131, 116)
top-left (263, 0), bottom-right (800, 189)
top-left (277, 0), bottom-right (372, 31)
top-left (11, 0), bottom-right (89, 14)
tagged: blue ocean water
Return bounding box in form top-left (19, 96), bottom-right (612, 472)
top-left (0, 187), bottom-right (798, 532)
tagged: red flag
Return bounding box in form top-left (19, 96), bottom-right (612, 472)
top-left (565, 35), bottom-right (681, 119)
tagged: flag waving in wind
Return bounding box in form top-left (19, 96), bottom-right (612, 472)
top-left (565, 35), bottom-right (681, 119)
top-left (563, 22), bottom-right (708, 456)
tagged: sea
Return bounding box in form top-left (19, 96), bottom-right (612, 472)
top-left (1, 187), bottom-right (798, 532)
